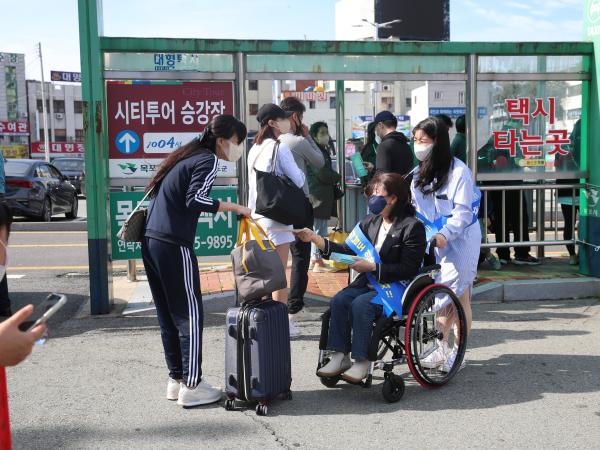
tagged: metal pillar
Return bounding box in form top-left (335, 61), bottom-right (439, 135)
top-left (466, 54), bottom-right (478, 177)
top-left (335, 80), bottom-right (346, 230)
top-left (536, 55), bottom-right (547, 259)
top-left (78, 0), bottom-right (113, 314)
top-left (234, 52), bottom-right (248, 206)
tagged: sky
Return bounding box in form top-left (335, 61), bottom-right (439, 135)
top-left (1, 0), bottom-right (586, 80)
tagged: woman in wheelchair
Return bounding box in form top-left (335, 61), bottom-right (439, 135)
top-left (296, 172), bottom-right (426, 383)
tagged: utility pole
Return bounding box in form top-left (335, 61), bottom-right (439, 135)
top-left (37, 42), bottom-right (50, 162)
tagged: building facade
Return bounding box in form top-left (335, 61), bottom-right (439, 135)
top-left (0, 52), bottom-right (29, 158)
top-left (26, 80), bottom-right (84, 159)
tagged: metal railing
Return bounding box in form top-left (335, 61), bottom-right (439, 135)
top-left (479, 183), bottom-right (582, 255)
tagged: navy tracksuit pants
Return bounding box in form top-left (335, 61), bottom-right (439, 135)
top-left (142, 237), bottom-right (203, 388)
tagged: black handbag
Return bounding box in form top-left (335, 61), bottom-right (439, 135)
top-left (254, 141), bottom-right (310, 226)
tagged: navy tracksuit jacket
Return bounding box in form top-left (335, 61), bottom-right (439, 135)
top-left (142, 148), bottom-right (220, 388)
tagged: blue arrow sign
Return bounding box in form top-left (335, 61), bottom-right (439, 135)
top-left (115, 130), bottom-right (140, 155)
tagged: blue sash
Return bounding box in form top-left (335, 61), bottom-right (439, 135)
top-left (345, 224), bottom-right (408, 318)
top-left (416, 186), bottom-right (481, 241)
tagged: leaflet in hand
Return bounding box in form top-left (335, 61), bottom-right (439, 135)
top-left (330, 252), bottom-right (358, 265)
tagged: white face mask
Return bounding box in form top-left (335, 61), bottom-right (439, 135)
top-left (317, 134), bottom-right (330, 147)
top-left (375, 134), bottom-right (382, 145)
top-left (223, 141), bottom-right (244, 162)
top-left (275, 119), bottom-right (291, 135)
top-left (414, 143), bottom-right (434, 161)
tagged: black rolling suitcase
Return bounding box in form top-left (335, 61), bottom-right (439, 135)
top-left (224, 299), bottom-right (292, 416)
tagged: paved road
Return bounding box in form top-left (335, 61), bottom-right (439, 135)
top-left (5, 295), bottom-right (600, 449)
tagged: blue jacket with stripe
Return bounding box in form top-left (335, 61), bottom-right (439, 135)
top-left (145, 148), bottom-right (220, 248)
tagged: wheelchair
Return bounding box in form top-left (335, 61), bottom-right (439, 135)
top-left (316, 261), bottom-right (467, 403)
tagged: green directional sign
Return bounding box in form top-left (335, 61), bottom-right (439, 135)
top-left (110, 186), bottom-right (238, 260)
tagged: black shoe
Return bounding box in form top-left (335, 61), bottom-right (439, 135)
top-left (513, 255), bottom-right (541, 266)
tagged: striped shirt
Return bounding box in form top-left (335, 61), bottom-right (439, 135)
top-left (145, 148), bottom-right (220, 247)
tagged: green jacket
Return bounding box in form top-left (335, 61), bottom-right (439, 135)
top-left (450, 132), bottom-right (467, 164)
top-left (360, 142), bottom-right (377, 183)
top-left (307, 145), bottom-right (341, 219)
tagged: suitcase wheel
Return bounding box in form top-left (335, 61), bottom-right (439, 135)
top-left (224, 399), bottom-right (235, 411)
top-left (256, 404), bottom-right (268, 416)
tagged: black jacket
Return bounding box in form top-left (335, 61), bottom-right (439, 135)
top-left (145, 149), bottom-right (220, 248)
top-left (375, 131), bottom-right (413, 177)
top-left (321, 213), bottom-right (426, 289)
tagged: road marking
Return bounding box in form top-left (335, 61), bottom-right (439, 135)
top-left (12, 231), bottom-right (87, 235)
top-left (10, 244), bottom-right (88, 248)
top-left (7, 275), bottom-right (25, 279)
top-left (9, 265), bottom-right (127, 271)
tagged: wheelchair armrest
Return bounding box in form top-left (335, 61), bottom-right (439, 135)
top-left (419, 264), bottom-right (441, 274)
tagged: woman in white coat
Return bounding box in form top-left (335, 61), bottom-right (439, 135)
top-left (247, 104), bottom-right (305, 335)
top-left (410, 116), bottom-right (481, 370)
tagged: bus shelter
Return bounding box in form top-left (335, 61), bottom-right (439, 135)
top-left (79, 0), bottom-right (600, 314)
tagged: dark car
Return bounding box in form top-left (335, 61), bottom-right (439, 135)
top-left (4, 159), bottom-right (78, 221)
top-left (52, 157), bottom-right (85, 196)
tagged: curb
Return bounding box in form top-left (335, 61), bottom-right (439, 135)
top-left (473, 277), bottom-right (600, 303)
top-left (89, 276), bottom-right (600, 317)
top-left (13, 219), bottom-right (87, 232)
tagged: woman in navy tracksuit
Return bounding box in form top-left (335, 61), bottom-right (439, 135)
top-left (142, 115), bottom-right (250, 408)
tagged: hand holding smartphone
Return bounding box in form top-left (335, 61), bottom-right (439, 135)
top-left (18, 294), bottom-right (67, 333)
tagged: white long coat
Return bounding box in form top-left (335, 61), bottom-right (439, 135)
top-left (411, 158), bottom-right (481, 297)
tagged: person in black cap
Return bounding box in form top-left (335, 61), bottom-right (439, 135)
top-left (248, 103), bottom-right (305, 336)
top-left (373, 111), bottom-right (413, 177)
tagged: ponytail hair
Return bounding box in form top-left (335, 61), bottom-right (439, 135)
top-left (146, 114), bottom-right (247, 194)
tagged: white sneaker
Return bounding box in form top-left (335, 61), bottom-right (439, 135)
top-left (442, 349), bottom-right (466, 373)
top-left (317, 352), bottom-right (352, 377)
top-left (289, 308), bottom-right (320, 323)
top-left (341, 360), bottom-right (370, 383)
top-left (177, 381), bottom-right (222, 407)
top-left (419, 340), bottom-right (448, 369)
top-left (288, 318), bottom-right (300, 337)
top-left (166, 378), bottom-right (181, 401)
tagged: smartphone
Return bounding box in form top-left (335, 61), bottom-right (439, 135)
top-left (330, 252), bottom-right (358, 265)
top-left (18, 294), bottom-right (67, 332)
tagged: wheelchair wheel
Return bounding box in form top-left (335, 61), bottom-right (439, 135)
top-left (405, 284), bottom-right (467, 388)
top-left (382, 373), bottom-right (405, 403)
top-left (320, 376), bottom-right (341, 388)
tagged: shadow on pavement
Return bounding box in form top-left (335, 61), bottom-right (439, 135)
top-left (264, 352), bottom-right (600, 416)
top-left (12, 420), bottom-right (254, 449)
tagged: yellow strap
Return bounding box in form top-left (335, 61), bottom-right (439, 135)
top-left (248, 224), bottom-right (267, 251)
top-left (248, 218), bottom-right (276, 250)
top-left (241, 242), bottom-right (249, 273)
top-left (235, 217), bottom-right (276, 251)
top-left (236, 218), bottom-right (246, 246)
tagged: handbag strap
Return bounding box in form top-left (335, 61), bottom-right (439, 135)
top-left (130, 187), bottom-right (154, 216)
top-left (269, 140), bottom-right (281, 174)
top-left (236, 217), bottom-right (276, 250)
top-left (251, 139), bottom-right (280, 174)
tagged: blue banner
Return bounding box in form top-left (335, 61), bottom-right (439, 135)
top-left (345, 224), bottom-right (408, 317)
top-left (416, 186), bottom-right (481, 241)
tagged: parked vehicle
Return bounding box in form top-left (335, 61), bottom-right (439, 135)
top-left (52, 158), bottom-right (85, 196)
top-left (4, 159), bottom-right (78, 221)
